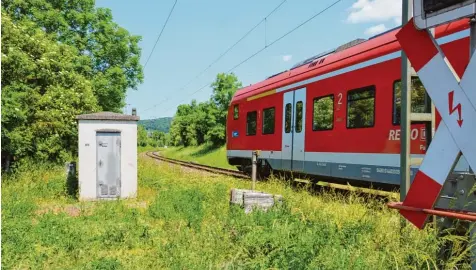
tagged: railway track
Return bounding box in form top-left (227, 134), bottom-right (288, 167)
top-left (145, 151), bottom-right (398, 199)
top-left (146, 151), bottom-right (249, 179)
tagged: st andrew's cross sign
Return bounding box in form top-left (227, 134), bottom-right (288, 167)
top-left (396, 18), bottom-right (476, 229)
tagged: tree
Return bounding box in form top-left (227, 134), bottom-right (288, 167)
top-left (210, 73), bottom-right (242, 114)
top-left (1, 11), bottom-right (99, 169)
top-left (149, 131), bottom-right (166, 147)
top-left (137, 125), bottom-right (148, 147)
top-left (2, 0), bottom-right (144, 112)
top-left (206, 73), bottom-right (241, 146)
top-left (168, 73), bottom-right (242, 147)
top-left (169, 103), bottom-right (197, 147)
top-left (193, 101), bottom-right (212, 145)
top-left (164, 133), bottom-right (171, 147)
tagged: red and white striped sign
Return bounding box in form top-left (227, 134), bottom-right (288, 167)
top-left (396, 18), bottom-right (476, 229)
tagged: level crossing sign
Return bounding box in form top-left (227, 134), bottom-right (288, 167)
top-left (396, 18), bottom-right (476, 229)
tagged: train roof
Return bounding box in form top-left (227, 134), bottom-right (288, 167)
top-left (231, 19), bottom-right (470, 103)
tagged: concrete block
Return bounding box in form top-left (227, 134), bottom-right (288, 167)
top-left (230, 188), bottom-right (283, 213)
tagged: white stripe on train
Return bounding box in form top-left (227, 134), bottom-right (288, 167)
top-left (227, 150), bottom-right (470, 171)
top-left (227, 150), bottom-right (422, 167)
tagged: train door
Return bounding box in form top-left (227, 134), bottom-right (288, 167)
top-left (282, 92), bottom-right (294, 170)
top-left (281, 88), bottom-right (306, 171)
top-left (292, 88), bottom-right (306, 171)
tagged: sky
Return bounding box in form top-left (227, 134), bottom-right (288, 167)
top-left (95, 0), bottom-right (403, 119)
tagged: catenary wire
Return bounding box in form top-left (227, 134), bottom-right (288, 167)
top-left (143, 0), bottom-right (287, 113)
top-left (155, 0), bottom-right (343, 117)
top-left (143, 0), bottom-right (178, 69)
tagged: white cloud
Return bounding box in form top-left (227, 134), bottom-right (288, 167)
top-left (364, 24), bottom-right (388, 36)
top-left (282, 55), bottom-right (292, 62)
top-left (347, 0), bottom-right (402, 24)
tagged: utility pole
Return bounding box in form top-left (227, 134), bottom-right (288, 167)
top-left (400, 0), bottom-right (413, 202)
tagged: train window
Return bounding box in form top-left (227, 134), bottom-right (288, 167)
top-left (233, 105), bottom-right (239, 120)
top-left (295, 101), bottom-right (303, 133)
top-left (246, 111), bottom-right (257, 135)
top-left (262, 107), bottom-right (275, 135)
top-left (313, 95), bottom-right (334, 131)
top-left (347, 86), bottom-right (375, 128)
top-left (285, 103), bottom-right (292, 133)
top-left (393, 77), bottom-right (427, 125)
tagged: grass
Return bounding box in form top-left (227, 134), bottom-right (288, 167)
top-left (160, 144), bottom-right (236, 170)
top-left (2, 155), bottom-right (474, 269)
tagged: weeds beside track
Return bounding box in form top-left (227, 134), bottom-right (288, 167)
top-left (147, 151), bottom-right (399, 200)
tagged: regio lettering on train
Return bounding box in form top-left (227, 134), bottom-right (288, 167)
top-left (388, 128), bottom-right (426, 141)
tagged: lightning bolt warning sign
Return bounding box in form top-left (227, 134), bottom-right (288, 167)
top-left (448, 91), bottom-right (463, 127)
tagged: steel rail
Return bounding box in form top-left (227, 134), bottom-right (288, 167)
top-left (146, 151), bottom-right (249, 179)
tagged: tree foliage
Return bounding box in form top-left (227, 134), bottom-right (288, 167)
top-left (137, 125), bottom-right (149, 147)
top-left (149, 131), bottom-right (167, 147)
top-left (1, 11), bottom-right (99, 168)
top-left (169, 73), bottom-right (242, 147)
top-left (137, 126), bottom-right (169, 148)
top-left (1, 0), bottom-right (144, 169)
top-left (2, 0), bottom-right (144, 112)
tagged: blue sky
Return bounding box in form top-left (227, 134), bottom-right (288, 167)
top-left (95, 0), bottom-right (402, 119)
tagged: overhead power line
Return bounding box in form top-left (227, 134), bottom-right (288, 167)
top-left (227, 0), bottom-right (343, 72)
top-left (143, 0), bottom-right (178, 69)
top-left (155, 0), bottom-right (344, 117)
top-left (143, 0), bottom-right (287, 113)
top-left (176, 0), bottom-right (288, 91)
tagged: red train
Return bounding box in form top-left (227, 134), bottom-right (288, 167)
top-left (226, 18), bottom-right (472, 187)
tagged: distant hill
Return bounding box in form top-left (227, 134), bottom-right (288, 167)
top-left (139, 117), bottom-right (173, 133)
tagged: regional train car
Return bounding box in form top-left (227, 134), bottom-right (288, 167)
top-left (226, 18), bottom-right (473, 188)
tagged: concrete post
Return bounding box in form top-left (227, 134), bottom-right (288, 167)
top-left (251, 151), bottom-right (258, 190)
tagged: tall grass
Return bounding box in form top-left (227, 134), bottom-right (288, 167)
top-left (2, 156), bottom-right (472, 269)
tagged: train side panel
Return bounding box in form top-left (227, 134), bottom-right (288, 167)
top-left (227, 91), bottom-right (284, 169)
top-left (226, 24), bottom-right (471, 185)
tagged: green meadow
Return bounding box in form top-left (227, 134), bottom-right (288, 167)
top-left (2, 150), bottom-right (472, 269)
